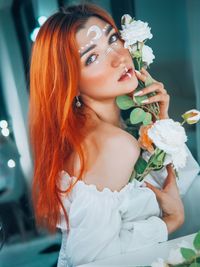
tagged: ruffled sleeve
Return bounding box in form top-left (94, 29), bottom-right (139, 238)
top-left (57, 173), bottom-right (168, 267)
top-left (119, 180), bottom-right (168, 253)
top-left (59, 181), bottom-right (123, 266)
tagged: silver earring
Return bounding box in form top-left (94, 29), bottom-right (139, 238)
top-left (75, 96), bottom-right (82, 108)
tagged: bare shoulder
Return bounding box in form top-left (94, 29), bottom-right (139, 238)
top-left (103, 124), bottom-right (140, 159)
top-left (81, 122), bottom-right (140, 191)
top-left (65, 121), bottom-right (140, 192)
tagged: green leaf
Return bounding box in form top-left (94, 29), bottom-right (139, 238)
top-left (116, 95), bottom-right (134, 110)
top-left (197, 255), bottom-right (200, 262)
top-left (180, 247), bottom-right (196, 261)
top-left (134, 157), bottom-right (148, 174)
top-left (193, 231), bottom-right (200, 250)
top-left (152, 151), bottom-right (166, 166)
top-left (147, 148), bottom-right (162, 166)
top-left (151, 165), bottom-right (165, 171)
top-left (175, 264), bottom-right (190, 267)
top-left (142, 112), bottom-right (152, 125)
top-left (133, 50), bottom-right (142, 58)
top-left (130, 108), bottom-right (146, 124)
top-left (189, 263), bottom-right (200, 267)
top-left (133, 94), bottom-right (148, 105)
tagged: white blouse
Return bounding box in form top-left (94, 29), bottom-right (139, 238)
top-left (56, 172), bottom-right (168, 267)
top-left (56, 145), bottom-right (200, 267)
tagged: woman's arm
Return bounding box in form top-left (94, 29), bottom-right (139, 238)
top-left (145, 164), bottom-right (185, 234)
top-left (133, 69), bottom-right (185, 234)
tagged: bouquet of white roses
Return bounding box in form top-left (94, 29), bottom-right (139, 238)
top-left (116, 14), bottom-right (200, 181)
top-left (117, 14), bottom-right (160, 122)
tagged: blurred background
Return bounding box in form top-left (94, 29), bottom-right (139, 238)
top-left (0, 0), bottom-right (200, 266)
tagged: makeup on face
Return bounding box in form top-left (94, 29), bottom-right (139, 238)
top-left (118, 67), bottom-right (134, 82)
top-left (76, 17), bottom-right (138, 102)
top-left (79, 24), bottom-right (112, 55)
top-left (79, 23), bottom-right (126, 67)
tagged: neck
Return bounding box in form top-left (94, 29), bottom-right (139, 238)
top-left (82, 97), bottom-right (125, 129)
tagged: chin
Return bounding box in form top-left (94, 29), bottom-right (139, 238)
top-left (123, 79), bottom-right (139, 95)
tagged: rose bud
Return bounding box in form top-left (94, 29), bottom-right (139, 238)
top-left (182, 109), bottom-right (200, 124)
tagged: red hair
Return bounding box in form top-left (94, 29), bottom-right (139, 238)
top-left (29, 3), bottom-right (118, 233)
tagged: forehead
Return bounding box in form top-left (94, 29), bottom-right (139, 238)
top-left (76, 16), bottom-right (109, 48)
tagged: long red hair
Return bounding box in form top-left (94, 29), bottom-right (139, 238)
top-left (29, 3), bottom-right (118, 233)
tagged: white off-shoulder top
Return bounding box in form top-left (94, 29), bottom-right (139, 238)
top-left (56, 145), bottom-right (200, 267)
top-left (56, 171), bottom-right (168, 267)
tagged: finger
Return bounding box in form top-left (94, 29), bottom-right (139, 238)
top-left (140, 68), bottom-right (156, 82)
top-left (134, 70), bottom-right (147, 83)
top-left (166, 164), bottom-right (177, 182)
top-left (144, 182), bottom-right (163, 199)
top-left (140, 67), bottom-right (151, 78)
top-left (141, 93), bottom-right (169, 104)
top-left (141, 68), bottom-right (158, 83)
top-left (166, 163), bottom-right (175, 173)
top-left (163, 164), bottom-right (177, 189)
top-left (134, 83), bottom-right (167, 97)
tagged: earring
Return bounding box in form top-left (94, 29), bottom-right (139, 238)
top-left (75, 95), bottom-right (82, 108)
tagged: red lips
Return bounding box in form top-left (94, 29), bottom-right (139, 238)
top-left (118, 68), bottom-right (133, 81)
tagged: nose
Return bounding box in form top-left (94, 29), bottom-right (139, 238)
top-left (109, 48), bottom-right (126, 68)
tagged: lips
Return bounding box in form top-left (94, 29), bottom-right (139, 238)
top-left (118, 68), bottom-right (133, 82)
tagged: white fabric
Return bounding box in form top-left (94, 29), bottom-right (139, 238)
top-left (57, 171), bottom-right (168, 267)
top-left (56, 145), bottom-right (199, 267)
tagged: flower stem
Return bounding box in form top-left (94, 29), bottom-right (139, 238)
top-left (136, 149), bottom-right (165, 181)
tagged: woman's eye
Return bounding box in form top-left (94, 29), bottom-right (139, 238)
top-left (109, 33), bottom-right (119, 44)
top-left (85, 54), bottom-right (98, 66)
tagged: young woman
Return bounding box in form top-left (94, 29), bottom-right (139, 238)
top-left (29, 3), bottom-right (185, 267)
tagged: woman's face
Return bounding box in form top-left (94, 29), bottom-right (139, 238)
top-left (76, 16), bottom-right (138, 102)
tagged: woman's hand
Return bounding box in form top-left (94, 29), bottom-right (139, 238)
top-left (134, 68), bottom-right (170, 120)
top-left (145, 164), bottom-right (185, 234)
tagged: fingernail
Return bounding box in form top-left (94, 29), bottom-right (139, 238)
top-left (134, 91), bottom-right (143, 96)
top-left (134, 70), bottom-right (141, 75)
top-left (141, 99), bottom-right (149, 104)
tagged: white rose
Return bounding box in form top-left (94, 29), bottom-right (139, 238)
top-left (120, 19), bottom-right (153, 47)
top-left (167, 248), bottom-right (184, 264)
top-left (147, 119), bottom-right (188, 170)
top-left (171, 147), bottom-right (187, 169)
top-left (127, 44), bottom-right (155, 66)
top-left (121, 14), bottom-right (132, 28)
top-left (142, 44), bottom-right (155, 65)
top-left (151, 258), bottom-right (168, 267)
top-left (167, 241), bottom-right (194, 265)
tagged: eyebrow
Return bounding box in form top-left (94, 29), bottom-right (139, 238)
top-left (105, 24), bottom-right (113, 37)
top-left (80, 25), bottom-right (114, 58)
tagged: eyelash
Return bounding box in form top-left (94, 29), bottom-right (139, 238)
top-left (85, 33), bottom-right (120, 66)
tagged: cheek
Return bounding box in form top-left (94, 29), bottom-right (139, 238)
top-left (79, 66), bottom-right (113, 96)
top-left (124, 48), bottom-right (134, 65)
